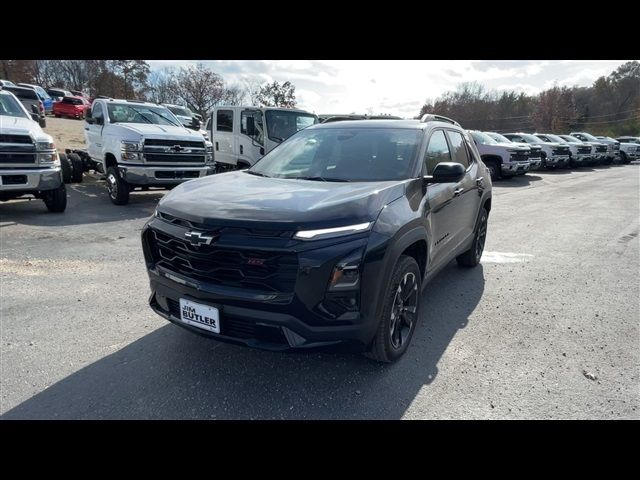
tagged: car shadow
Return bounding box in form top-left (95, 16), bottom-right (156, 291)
top-left (2, 261), bottom-right (485, 420)
top-left (494, 174), bottom-right (543, 187)
top-left (0, 175), bottom-right (165, 227)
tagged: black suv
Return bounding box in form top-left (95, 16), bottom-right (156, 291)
top-left (141, 115), bottom-right (492, 362)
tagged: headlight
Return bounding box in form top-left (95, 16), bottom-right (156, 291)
top-left (294, 222), bottom-right (373, 241)
top-left (37, 152), bottom-right (60, 165)
top-left (121, 141), bottom-right (140, 151)
top-left (36, 141), bottom-right (55, 150)
top-left (328, 248), bottom-right (364, 292)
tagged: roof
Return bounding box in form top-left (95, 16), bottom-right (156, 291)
top-left (95, 98), bottom-right (160, 106)
top-left (311, 119), bottom-right (429, 130)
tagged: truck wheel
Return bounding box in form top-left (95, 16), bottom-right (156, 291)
top-left (484, 160), bottom-right (499, 181)
top-left (43, 184), bottom-right (67, 213)
top-left (40, 118), bottom-right (47, 128)
top-left (456, 207), bottom-right (488, 268)
top-left (365, 255), bottom-right (421, 363)
top-left (106, 166), bottom-right (130, 205)
top-left (69, 153), bottom-right (84, 183)
top-left (59, 153), bottom-right (72, 184)
top-left (620, 152), bottom-right (629, 164)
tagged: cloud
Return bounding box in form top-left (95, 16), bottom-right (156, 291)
top-left (147, 60), bottom-right (630, 118)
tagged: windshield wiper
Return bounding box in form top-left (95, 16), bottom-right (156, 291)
top-left (129, 106), bottom-right (180, 127)
top-left (245, 170), bottom-right (270, 178)
top-left (291, 176), bottom-right (350, 182)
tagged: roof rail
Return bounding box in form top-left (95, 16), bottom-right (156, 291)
top-left (420, 114), bottom-right (460, 126)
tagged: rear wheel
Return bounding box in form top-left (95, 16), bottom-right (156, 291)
top-left (69, 153), bottom-right (84, 183)
top-left (620, 152), bottom-right (629, 164)
top-left (59, 153), bottom-right (72, 183)
top-left (365, 255), bottom-right (421, 363)
top-left (43, 184), bottom-right (67, 212)
top-left (457, 207), bottom-right (488, 268)
top-left (106, 166), bottom-right (130, 205)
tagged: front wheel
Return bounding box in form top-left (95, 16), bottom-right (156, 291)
top-left (365, 255), bottom-right (421, 363)
top-left (43, 184), bottom-right (67, 212)
top-left (456, 207), bottom-right (488, 268)
top-left (106, 166), bottom-right (130, 205)
top-left (484, 160), bottom-right (499, 181)
top-left (59, 153), bottom-right (72, 183)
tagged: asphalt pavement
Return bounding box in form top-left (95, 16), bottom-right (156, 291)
top-left (1, 163), bottom-right (638, 419)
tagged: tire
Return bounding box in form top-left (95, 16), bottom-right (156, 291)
top-left (69, 153), bottom-right (84, 183)
top-left (456, 207), bottom-right (488, 268)
top-left (484, 160), bottom-right (499, 181)
top-left (43, 184), bottom-right (67, 213)
top-left (59, 153), bottom-right (72, 184)
top-left (620, 152), bottom-right (629, 164)
top-left (365, 255), bottom-right (422, 363)
top-left (106, 166), bottom-right (130, 205)
top-left (40, 118), bottom-right (47, 128)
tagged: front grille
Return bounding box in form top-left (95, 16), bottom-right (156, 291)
top-left (144, 154), bottom-right (205, 163)
top-left (578, 146), bottom-right (591, 154)
top-left (155, 170), bottom-right (200, 179)
top-left (0, 134), bottom-right (32, 144)
top-left (510, 151), bottom-right (529, 161)
top-left (552, 147), bottom-right (570, 155)
top-left (166, 298), bottom-right (288, 343)
top-left (144, 139), bottom-right (204, 148)
top-left (149, 229), bottom-right (298, 294)
top-left (0, 153), bottom-right (37, 164)
top-left (157, 211), bottom-right (294, 238)
top-left (596, 145), bottom-right (607, 153)
top-left (613, 144), bottom-right (620, 151)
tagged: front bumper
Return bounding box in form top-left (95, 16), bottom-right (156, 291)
top-left (0, 166), bottom-right (62, 192)
top-left (142, 217), bottom-right (383, 351)
top-left (546, 155), bottom-right (570, 168)
top-left (528, 157), bottom-right (542, 171)
top-left (501, 160), bottom-right (530, 176)
top-left (118, 164), bottom-right (215, 186)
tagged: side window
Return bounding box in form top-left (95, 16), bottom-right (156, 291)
top-left (241, 110), bottom-right (264, 144)
top-left (216, 109), bottom-right (233, 132)
top-left (424, 130), bottom-right (452, 174)
top-left (508, 135), bottom-right (522, 142)
top-left (92, 102), bottom-right (104, 120)
top-left (447, 130), bottom-right (470, 168)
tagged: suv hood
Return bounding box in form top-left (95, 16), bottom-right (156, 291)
top-left (494, 142), bottom-right (528, 150)
top-left (157, 171), bottom-right (407, 230)
top-left (113, 122), bottom-right (201, 139)
top-left (0, 115), bottom-right (50, 141)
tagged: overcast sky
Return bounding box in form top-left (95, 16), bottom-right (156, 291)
top-left (148, 60), bottom-right (632, 117)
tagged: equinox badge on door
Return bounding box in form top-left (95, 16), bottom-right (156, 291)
top-left (184, 231), bottom-right (215, 246)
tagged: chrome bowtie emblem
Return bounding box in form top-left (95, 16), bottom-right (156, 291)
top-left (184, 231), bottom-right (215, 246)
top-left (169, 145), bottom-right (183, 152)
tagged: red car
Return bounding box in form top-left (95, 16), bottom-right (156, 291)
top-left (52, 96), bottom-right (91, 119)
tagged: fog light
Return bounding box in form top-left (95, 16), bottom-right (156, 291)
top-left (328, 248), bottom-right (364, 292)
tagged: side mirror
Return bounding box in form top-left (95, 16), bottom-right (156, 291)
top-left (246, 116), bottom-right (256, 137)
top-left (86, 117), bottom-right (95, 124)
top-left (95, 116), bottom-right (104, 126)
top-left (31, 104), bottom-right (39, 114)
top-left (31, 113), bottom-right (40, 122)
top-left (424, 162), bottom-right (466, 184)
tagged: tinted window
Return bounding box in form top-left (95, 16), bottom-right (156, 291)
top-left (241, 110), bottom-right (264, 144)
top-left (4, 87), bottom-right (38, 100)
top-left (265, 110), bottom-right (318, 142)
top-left (62, 97), bottom-right (84, 105)
top-left (92, 102), bottom-right (104, 119)
top-left (447, 130), bottom-right (470, 168)
top-left (424, 130), bottom-right (452, 174)
top-left (216, 110), bottom-right (233, 132)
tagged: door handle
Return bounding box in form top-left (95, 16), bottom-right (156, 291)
top-left (215, 142), bottom-right (219, 151)
top-left (454, 188), bottom-right (464, 197)
top-left (240, 145), bottom-right (243, 155)
top-left (84, 127), bottom-right (89, 131)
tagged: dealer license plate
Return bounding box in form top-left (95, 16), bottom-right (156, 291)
top-left (178, 298), bottom-right (220, 333)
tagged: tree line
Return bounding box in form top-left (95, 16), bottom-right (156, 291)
top-left (0, 60), bottom-right (298, 119)
top-left (418, 61), bottom-right (640, 136)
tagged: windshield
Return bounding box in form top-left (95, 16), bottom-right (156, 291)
top-left (37, 87), bottom-right (51, 100)
top-left (0, 93), bottom-right (29, 119)
top-left (561, 135), bottom-right (581, 143)
top-left (249, 127), bottom-right (421, 182)
top-left (5, 87), bottom-right (38, 100)
top-left (63, 97), bottom-right (85, 105)
top-left (518, 133), bottom-right (544, 144)
top-left (107, 103), bottom-right (180, 126)
top-left (168, 106), bottom-right (192, 117)
top-left (470, 131), bottom-right (497, 145)
top-left (577, 132), bottom-right (599, 142)
top-left (540, 134), bottom-right (565, 143)
top-left (265, 110), bottom-right (318, 143)
top-left (485, 132), bottom-right (512, 143)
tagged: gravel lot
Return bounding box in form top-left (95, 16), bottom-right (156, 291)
top-left (1, 118), bottom-right (638, 419)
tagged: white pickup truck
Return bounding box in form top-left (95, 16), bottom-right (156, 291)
top-left (206, 106), bottom-right (318, 171)
top-left (0, 89), bottom-right (66, 212)
top-left (82, 98), bottom-right (214, 205)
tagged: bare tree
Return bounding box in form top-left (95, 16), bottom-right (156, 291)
top-left (173, 63), bottom-right (228, 118)
top-left (147, 68), bottom-right (180, 104)
top-left (256, 81), bottom-right (297, 108)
